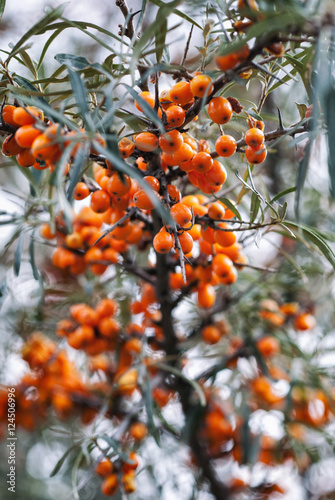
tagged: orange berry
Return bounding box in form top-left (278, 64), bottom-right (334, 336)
top-left (96, 298), bottom-right (118, 317)
top-left (167, 184), bottom-right (181, 203)
top-left (122, 452), bottom-right (139, 473)
top-left (208, 201), bottom-right (226, 220)
top-left (177, 231), bottom-right (193, 254)
top-left (214, 222), bottom-right (237, 247)
top-left (206, 161), bottom-right (227, 186)
top-left (245, 144), bottom-right (267, 164)
top-left (202, 325), bottom-right (222, 344)
top-left (159, 129), bottom-right (183, 153)
top-left (170, 81), bottom-right (193, 105)
top-left (153, 230), bottom-right (174, 254)
top-left (129, 422), bottom-right (148, 441)
top-left (95, 458), bottom-right (114, 477)
top-left (172, 143), bottom-right (194, 165)
top-left (90, 190), bottom-right (111, 213)
top-left (257, 336), bottom-right (280, 356)
top-left (73, 182), bottom-right (90, 200)
top-left (170, 203), bottom-right (192, 227)
top-left (191, 152), bottom-right (213, 174)
top-left (143, 175), bottom-right (160, 192)
top-left (135, 91), bottom-right (155, 112)
top-left (65, 232), bottom-right (84, 249)
top-left (98, 317), bottom-right (121, 338)
top-left (136, 156), bottom-right (148, 171)
top-left (197, 283), bottom-right (216, 308)
top-left (2, 135), bottom-right (24, 156)
top-left (215, 134), bottom-right (237, 157)
top-left (31, 125), bottom-right (62, 162)
top-left (13, 106), bottom-right (43, 126)
top-left (15, 125), bottom-right (42, 148)
top-left (165, 105), bottom-right (185, 128)
top-left (219, 266), bottom-right (238, 284)
top-left (101, 473), bottom-right (119, 496)
top-left (134, 189), bottom-right (160, 210)
top-left (134, 132), bottom-right (158, 152)
top-left (212, 254), bottom-right (233, 277)
top-left (215, 44), bottom-right (250, 71)
top-left (294, 313), bottom-right (316, 331)
top-left (16, 148), bottom-right (35, 167)
top-left (40, 223), bottom-right (55, 240)
top-left (70, 304), bottom-right (99, 326)
top-left (245, 127), bottom-right (264, 147)
top-left (279, 302), bottom-right (299, 316)
top-left (2, 105), bottom-right (18, 127)
top-left (190, 74), bottom-right (214, 98)
top-left (118, 137), bottom-right (135, 158)
top-left (107, 173), bottom-right (131, 196)
top-left (208, 96), bottom-right (233, 124)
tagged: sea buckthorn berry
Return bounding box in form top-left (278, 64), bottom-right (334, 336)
top-left (165, 105), bottom-right (185, 128)
top-left (206, 161), bottom-right (227, 186)
top-left (153, 229), bottom-right (174, 254)
top-left (122, 471), bottom-right (137, 493)
top-left (214, 222), bottom-right (237, 247)
top-left (197, 175), bottom-right (222, 195)
top-left (202, 325), bottom-right (222, 344)
top-left (279, 302), bottom-right (299, 316)
top-left (107, 173), bottom-right (131, 196)
top-left (96, 298), bottom-right (118, 317)
top-left (187, 170), bottom-right (199, 187)
top-left (170, 81), bottom-right (193, 105)
top-left (208, 201), bottom-right (226, 220)
top-left (177, 231), bottom-right (193, 254)
top-left (31, 125), bottom-right (62, 162)
top-left (73, 182), bottom-right (90, 200)
top-left (257, 336), bottom-right (280, 356)
top-left (16, 149), bottom-right (35, 167)
top-left (208, 97), bottom-right (233, 124)
top-left (167, 184), bottom-right (181, 203)
top-left (15, 125), bottom-right (42, 148)
top-left (293, 313), bottom-right (316, 331)
top-left (265, 42), bottom-right (285, 57)
top-left (70, 304), bottom-right (99, 326)
top-left (215, 135), bottom-right (237, 157)
top-left (134, 189), bottom-right (160, 210)
top-left (98, 317), bottom-right (121, 338)
top-left (136, 156), bottom-right (148, 171)
top-left (245, 143), bottom-right (267, 164)
top-left (159, 89), bottom-right (172, 109)
top-left (118, 137), bottom-right (135, 158)
top-left (122, 452), bottom-right (139, 473)
top-left (134, 132), bottom-right (159, 152)
top-left (90, 190), bottom-right (111, 213)
top-left (212, 254), bottom-right (233, 277)
top-left (143, 175), bottom-right (160, 192)
top-left (245, 127), bottom-right (264, 147)
top-left (40, 223), bottom-right (55, 240)
top-left (191, 152), bottom-right (213, 174)
top-left (101, 473), bottom-right (119, 496)
top-left (190, 74), bottom-right (214, 98)
top-left (13, 106), bottom-right (43, 126)
top-left (197, 283), bottom-right (216, 309)
top-left (202, 226), bottom-right (216, 244)
top-left (2, 135), bottom-right (24, 156)
top-left (220, 266), bottom-right (238, 285)
top-left (215, 44), bottom-right (250, 71)
top-left (159, 129), bottom-right (183, 153)
top-left (129, 422), bottom-right (148, 441)
top-left (173, 143), bottom-right (194, 165)
top-left (65, 232), bottom-right (83, 249)
top-left (135, 91), bottom-right (155, 112)
top-left (2, 105), bottom-right (18, 127)
top-left (170, 203), bottom-right (192, 227)
top-left (95, 458), bottom-right (114, 477)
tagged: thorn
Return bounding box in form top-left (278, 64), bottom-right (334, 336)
top-left (277, 107), bottom-right (284, 131)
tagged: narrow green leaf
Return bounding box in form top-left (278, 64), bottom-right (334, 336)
top-left (270, 186), bottom-right (296, 204)
top-left (13, 76), bottom-right (49, 105)
top-left (37, 28), bottom-right (64, 71)
top-left (295, 139), bottom-right (312, 219)
top-left (149, 0), bottom-right (202, 30)
top-left (122, 83), bottom-right (165, 133)
top-left (29, 230), bottom-right (40, 280)
top-left (50, 443), bottom-right (81, 477)
top-left (0, 0), bottom-right (6, 20)
top-left (250, 192), bottom-right (261, 223)
top-left (285, 221), bottom-right (335, 270)
top-left (14, 231), bottom-right (24, 277)
top-left (20, 49), bottom-right (37, 79)
top-left (6, 4), bottom-right (67, 62)
top-left (143, 375), bottom-right (160, 445)
top-left (66, 67), bottom-right (93, 131)
top-left (218, 197), bottom-right (242, 221)
top-left (324, 87), bottom-right (335, 199)
top-left (155, 18), bottom-right (167, 63)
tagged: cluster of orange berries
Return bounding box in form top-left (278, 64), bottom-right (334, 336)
top-left (95, 452), bottom-right (139, 495)
top-left (259, 299), bottom-right (317, 331)
top-left (0, 333), bottom-right (99, 434)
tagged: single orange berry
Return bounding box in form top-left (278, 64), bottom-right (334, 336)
top-left (170, 203), bottom-right (192, 227)
top-left (165, 105), bottom-right (185, 128)
top-left (13, 106), bottom-right (43, 126)
top-left (143, 175), bottom-right (160, 192)
top-left (135, 91), bottom-right (155, 112)
top-left (2, 105), bottom-right (18, 127)
top-left (212, 254), bottom-right (233, 277)
top-left (245, 127), bottom-right (264, 147)
top-left (214, 222), bottom-right (237, 247)
top-left (101, 473), bottom-right (119, 496)
top-left (134, 132), bottom-right (159, 152)
top-left (2, 135), bottom-right (24, 156)
top-left (191, 152), bottom-right (214, 174)
top-left (167, 184), bottom-right (181, 203)
top-left (90, 190), bottom-right (111, 213)
top-left (153, 230), bottom-right (174, 254)
top-left (293, 313), bottom-right (316, 331)
top-left (107, 173), bottom-right (131, 196)
top-left (197, 283), bottom-right (216, 309)
top-left (170, 81), bottom-right (193, 105)
top-left (215, 135), bottom-right (237, 157)
top-left (215, 44), bottom-right (250, 71)
top-left (245, 144), bottom-right (267, 164)
top-left (257, 336), bottom-right (280, 356)
top-left (73, 182), bottom-right (90, 200)
top-left (172, 143), bottom-right (194, 165)
top-left (202, 325), bottom-right (222, 344)
top-left (16, 148), bottom-right (35, 167)
top-left (15, 125), bottom-right (42, 148)
top-left (206, 161), bottom-right (227, 186)
top-left (159, 129), bottom-right (183, 153)
top-left (208, 97), bottom-right (233, 124)
top-left (190, 74), bottom-right (214, 98)
top-left (133, 189), bottom-right (160, 210)
top-left (177, 231), bottom-right (193, 254)
top-left (118, 137), bottom-right (135, 158)
top-left (208, 201), bottom-right (226, 220)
